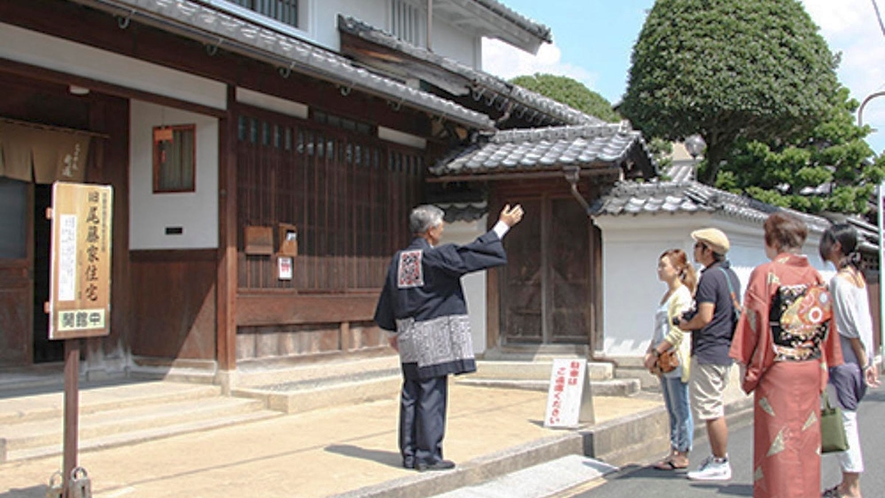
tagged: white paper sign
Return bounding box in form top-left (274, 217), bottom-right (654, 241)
top-left (278, 256), bottom-right (293, 280)
top-left (543, 358), bottom-right (595, 428)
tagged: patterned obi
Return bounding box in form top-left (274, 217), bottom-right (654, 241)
top-left (769, 283), bottom-right (832, 362)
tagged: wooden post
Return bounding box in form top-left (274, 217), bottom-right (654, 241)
top-left (62, 339), bottom-right (80, 496)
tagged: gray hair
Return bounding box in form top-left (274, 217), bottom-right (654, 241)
top-left (410, 205), bottom-right (444, 234)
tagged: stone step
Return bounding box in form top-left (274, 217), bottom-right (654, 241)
top-left (454, 378), bottom-right (641, 397)
top-left (234, 354), bottom-right (401, 388)
top-left (7, 410), bottom-right (278, 462)
top-left (234, 374), bottom-right (402, 414)
top-left (0, 381), bottom-right (222, 425)
top-left (0, 381), bottom-right (280, 463)
top-left (1, 396), bottom-right (267, 451)
top-left (429, 455), bottom-right (618, 498)
top-left (473, 360), bottom-right (613, 381)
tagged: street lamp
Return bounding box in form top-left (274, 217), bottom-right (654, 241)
top-left (684, 134), bottom-right (706, 181)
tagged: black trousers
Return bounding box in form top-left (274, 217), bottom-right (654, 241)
top-left (398, 373), bottom-right (448, 468)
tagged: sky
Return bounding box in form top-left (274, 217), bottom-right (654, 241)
top-left (482, 0), bottom-right (885, 155)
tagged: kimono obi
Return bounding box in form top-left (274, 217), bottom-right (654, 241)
top-left (769, 283), bottom-right (831, 363)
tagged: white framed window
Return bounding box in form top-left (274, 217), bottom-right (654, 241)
top-left (390, 0), bottom-right (427, 47)
top-left (230, 0), bottom-right (300, 28)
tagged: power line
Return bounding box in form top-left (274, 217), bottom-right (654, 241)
top-left (873, 0), bottom-right (885, 38)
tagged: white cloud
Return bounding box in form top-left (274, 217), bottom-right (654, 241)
top-left (803, 0), bottom-right (885, 151)
top-left (481, 38), bottom-right (599, 91)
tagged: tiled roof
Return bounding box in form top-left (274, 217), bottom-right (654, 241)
top-left (430, 123), bottom-right (653, 176)
top-left (472, 0), bottom-right (552, 43)
top-left (590, 181), bottom-right (832, 232)
top-left (438, 201), bottom-right (488, 223)
top-left (338, 16), bottom-right (604, 127)
top-left (72, 0), bottom-right (495, 130)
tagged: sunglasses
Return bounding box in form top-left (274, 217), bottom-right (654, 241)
top-left (694, 242), bottom-right (708, 251)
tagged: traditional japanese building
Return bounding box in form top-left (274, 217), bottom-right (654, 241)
top-left (0, 0), bottom-right (658, 385)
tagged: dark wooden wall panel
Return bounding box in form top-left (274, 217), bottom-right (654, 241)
top-left (130, 250), bottom-right (217, 360)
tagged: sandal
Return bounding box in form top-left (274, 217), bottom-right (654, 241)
top-left (822, 486), bottom-right (842, 498)
top-left (653, 459), bottom-right (687, 470)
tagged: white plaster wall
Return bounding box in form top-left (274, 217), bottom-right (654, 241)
top-left (440, 217), bottom-right (489, 353)
top-left (431, 19), bottom-right (480, 68)
top-left (129, 101), bottom-right (219, 250)
top-left (594, 213), bottom-right (830, 359)
top-left (0, 22), bottom-right (226, 110)
top-left (308, 0), bottom-right (479, 67)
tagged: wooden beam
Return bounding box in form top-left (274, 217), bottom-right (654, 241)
top-left (236, 294), bottom-right (378, 326)
top-left (216, 86), bottom-right (238, 371)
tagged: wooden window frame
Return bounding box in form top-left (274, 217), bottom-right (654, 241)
top-left (153, 124), bottom-right (196, 194)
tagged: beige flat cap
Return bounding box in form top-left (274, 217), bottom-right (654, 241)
top-left (691, 228), bottom-right (730, 255)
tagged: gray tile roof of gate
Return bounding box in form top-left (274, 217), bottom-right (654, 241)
top-left (430, 123), bottom-right (650, 176)
top-left (589, 181), bottom-right (832, 232)
top-left (74, 0), bottom-right (494, 130)
top-left (338, 16), bottom-right (603, 127)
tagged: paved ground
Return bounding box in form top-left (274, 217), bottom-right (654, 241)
top-left (0, 383), bottom-right (661, 498)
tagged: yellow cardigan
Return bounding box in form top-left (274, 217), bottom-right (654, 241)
top-left (663, 286), bottom-right (693, 383)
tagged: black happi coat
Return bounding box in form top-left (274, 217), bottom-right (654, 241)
top-left (374, 231), bottom-right (507, 379)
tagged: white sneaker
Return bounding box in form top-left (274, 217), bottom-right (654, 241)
top-left (686, 455), bottom-right (732, 481)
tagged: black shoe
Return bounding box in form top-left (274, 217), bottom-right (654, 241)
top-left (416, 460), bottom-right (456, 472)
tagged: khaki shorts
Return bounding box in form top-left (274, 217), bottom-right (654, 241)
top-left (690, 358), bottom-right (732, 420)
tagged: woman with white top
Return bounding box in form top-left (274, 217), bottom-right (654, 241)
top-left (644, 248), bottom-right (696, 470)
top-left (819, 224), bottom-right (881, 498)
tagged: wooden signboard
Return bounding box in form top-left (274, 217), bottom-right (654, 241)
top-left (543, 358), bottom-right (595, 428)
top-left (48, 182), bottom-right (113, 340)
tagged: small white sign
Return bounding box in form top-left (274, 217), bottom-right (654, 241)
top-left (278, 256), bottom-right (293, 280)
top-left (543, 358), bottom-right (595, 428)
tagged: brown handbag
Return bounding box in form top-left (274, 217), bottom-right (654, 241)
top-left (657, 350), bottom-right (679, 373)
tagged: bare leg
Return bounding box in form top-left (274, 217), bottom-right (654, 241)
top-left (707, 417), bottom-right (728, 459)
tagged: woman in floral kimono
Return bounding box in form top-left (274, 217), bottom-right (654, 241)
top-left (729, 212), bottom-right (843, 498)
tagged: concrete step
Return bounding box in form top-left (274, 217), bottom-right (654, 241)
top-left (7, 409), bottom-right (278, 462)
top-left (429, 455), bottom-right (618, 498)
top-left (473, 360), bottom-right (613, 381)
top-left (234, 374), bottom-right (402, 414)
top-left (0, 381), bottom-right (222, 425)
top-left (0, 381), bottom-right (281, 463)
top-left (234, 354), bottom-right (401, 388)
top-left (454, 378), bottom-right (641, 397)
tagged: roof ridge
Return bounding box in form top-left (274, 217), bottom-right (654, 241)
top-left (338, 15), bottom-right (603, 126)
top-left (490, 123), bottom-right (632, 144)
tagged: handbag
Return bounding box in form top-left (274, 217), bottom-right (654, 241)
top-left (820, 391), bottom-right (848, 453)
top-left (656, 350), bottom-right (679, 373)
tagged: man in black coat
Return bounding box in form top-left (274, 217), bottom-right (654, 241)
top-left (374, 203), bottom-right (523, 471)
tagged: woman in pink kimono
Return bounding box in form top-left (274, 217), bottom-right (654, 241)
top-left (729, 212), bottom-right (843, 498)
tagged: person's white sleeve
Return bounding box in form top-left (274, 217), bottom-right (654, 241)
top-left (492, 220), bottom-right (510, 239)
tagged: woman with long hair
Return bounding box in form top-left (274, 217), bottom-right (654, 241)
top-left (644, 248), bottom-right (697, 470)
top-left (819, 224), bottom-right (880, 498)
top-left (730, 212), bottom-right (843, 497)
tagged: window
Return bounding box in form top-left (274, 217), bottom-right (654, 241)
top-left (231, 0), bottom-right (299, 28)
top-left (153, 124), bottom-right (196, 193)
top-left (390, 0), bottom-right (426, 47)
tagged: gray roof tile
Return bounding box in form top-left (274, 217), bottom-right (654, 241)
top-left (338, 16), bottom-right (603, 126)
top-left (589, 181), bottom-right (833, 232)
top-left (431, 124), bottom-right (654, 176)
top-left (86, 0), bottom-right (494, 129)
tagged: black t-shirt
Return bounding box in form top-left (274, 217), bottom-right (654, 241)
top-left (691, 260), bottom-right (740, 365)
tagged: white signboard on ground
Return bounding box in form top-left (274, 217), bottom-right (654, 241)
top-left (543, 358), bottom-right (595, 428)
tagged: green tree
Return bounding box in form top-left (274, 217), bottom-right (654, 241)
top-left (619, 0), bottom-right (840, 184)
top-left (510, 73), bottom-right (620, 123)
top-left (716, 87), bottom-right (885, 214)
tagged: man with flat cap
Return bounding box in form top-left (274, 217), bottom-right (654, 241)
top-left (675, 228), bottom-right (741, 481)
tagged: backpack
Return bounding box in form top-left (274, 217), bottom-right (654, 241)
top-left (719, 268), bottom-right (742, 323)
